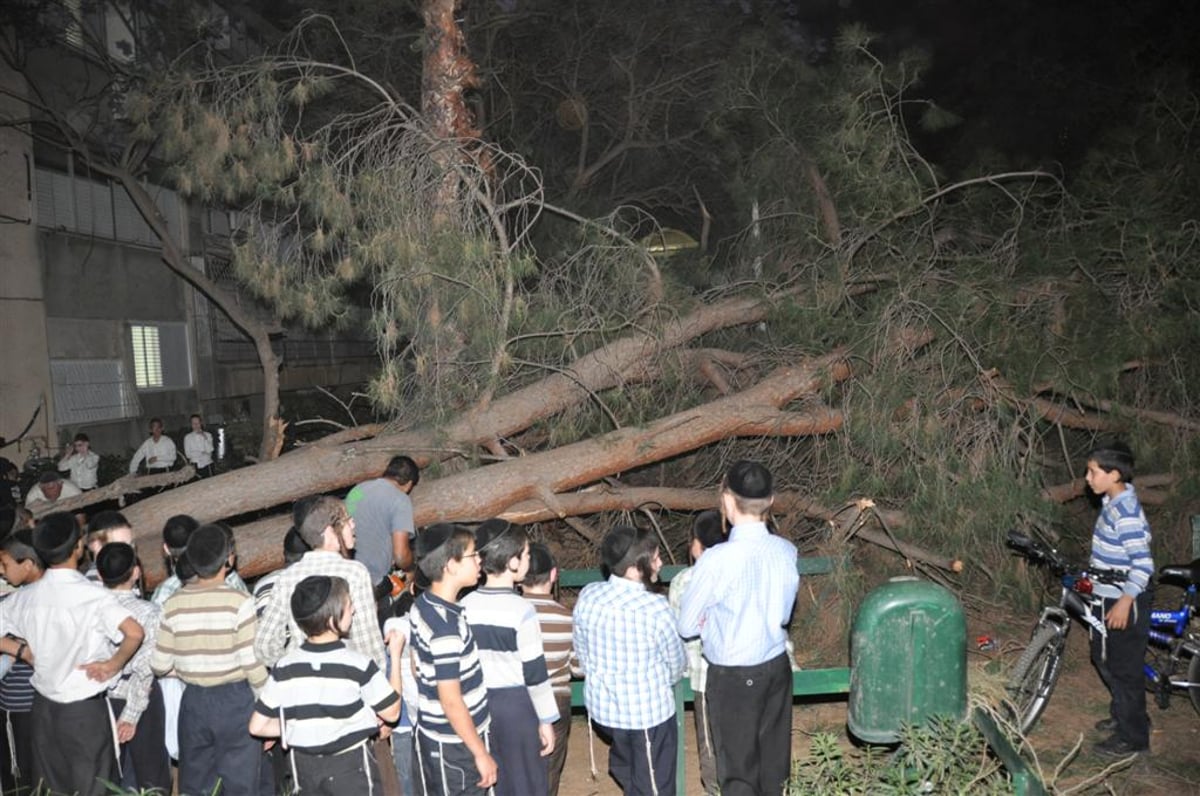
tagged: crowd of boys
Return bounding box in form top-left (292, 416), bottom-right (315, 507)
top-left (0, 442), bottom-right (1157, 795)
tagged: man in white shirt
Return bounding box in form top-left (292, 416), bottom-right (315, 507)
top-left (58, 433), bottom-right (100, 490)
top-left (129, 418), bottom-right (178, 475)
top-left (183, 414), bottom-right (215, 478)
top-left (24, 470), bottom-right (83, 508)
top-left (0, 512), bottom-right (145, 796)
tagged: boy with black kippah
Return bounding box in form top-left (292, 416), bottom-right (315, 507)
top-left (96, 542), bottom-right (172, 793)
top-left (250, 575), bottom-right (404, 792)
top-left (668, 510), bottom-right (726, 795)
top-left (522, 542), bottom-right (578, 796)
top-left (679, 460), bottom-right (799, 796)
top-left (461, 519), bottom-right (558, 796)
top-left (411, 522), bottom-right (496, 795)
top-left (0, 512), bottom-right (145, 796)
top-left (152, 523), bottom-right (267, 796)
top-left (574, 524), bottom-right (685, 796)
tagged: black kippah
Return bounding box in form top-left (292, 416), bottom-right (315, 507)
top-left (163, 515), bottom-right (198, 550)
top-left (283, 527), bottom-right (310, 556)
top-left (416, 523), bottom-right (457, 561)
top-left (96, 542), bottom-right (137, 584)
top-left (291, 575), bottom-right (333, 622)
top-left (725, 460), bottom-right (773, 499)
top-left (526, 542), bottom-right (555, 580)
top-left (600, 525), bottom-right (638, 573)
top-left (474, 518), bottom-right (511, 553)
top-left (185, 524), bottom-right (231, 573)
top-left (34, 512), bottom-right (76, 550)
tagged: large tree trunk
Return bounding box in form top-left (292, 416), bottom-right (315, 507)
top-left (199, 353), bottom-right (852, 583)
top-left (120, 294), bottom-right (782, 546)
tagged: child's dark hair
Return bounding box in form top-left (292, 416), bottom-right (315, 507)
top-left (32, 512), bottom-right (81, 566)
top-left (384, 455), bottom-right (420, 488)
top-left (291, 575), bottom-right (350, 638)
top-left (692, 510), bottom-right (725, 550)
top-left (2, 528), bottom-right (43, 570)
top-left (415, 523), bottom-right (475, 582)
top-left (1088, 440), bottom-right (1135, 483)
top-left (524, 542), bottom-right (557, 587)
top-left (283, 527), bottom-right (310, 566)
top-left (600, 525), bottom-right (659, 588)
top-left (185, 523), bottom-right (233, 579)
top-left (88, 510), bottom-right (131, 540)
top-left (475, 519), bottom-right (528, 576)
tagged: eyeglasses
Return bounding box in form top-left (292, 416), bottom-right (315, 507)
top-left (461, 551), bottom-right (481, 560)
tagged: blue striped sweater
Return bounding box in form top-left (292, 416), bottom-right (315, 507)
top-left (1089, 484), bottom-right (1154, 599)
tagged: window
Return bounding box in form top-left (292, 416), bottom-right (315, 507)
top-left (131, 322), bottom-right (192, 390)
top-left (50, 359), bottom-right (140, 425)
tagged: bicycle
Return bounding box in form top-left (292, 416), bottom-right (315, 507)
top-left (1004, 530), bottom-right (1124, 733)
top-left (1143, 560), bottom-right (1200, 715)
top-left (1006, 530), bottom-right (1200, 733)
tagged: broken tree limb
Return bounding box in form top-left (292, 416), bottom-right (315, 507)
top-left (119, 293), bottom-right (792, 550)
top-left (221, 354), bottom-right (851, 583)
top-left (33, 467), bottom-right (197, 520)
top-left (981, 370), bottom-right (1121, 432)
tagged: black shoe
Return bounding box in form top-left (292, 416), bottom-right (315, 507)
top-left (1093, 717), bottom-right (1118, 732)
top-left (1094, 735), bottom-right (1148, 757)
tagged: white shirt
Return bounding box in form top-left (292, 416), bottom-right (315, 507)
top-left (58, 450), bottom-right (100, 489)
top-left (0, 569), bottom-right (133, 702)
top-left (129, 435), bottom-right (177, 474)
top-left (184, 430), bottom-right (214, 469)
top-left (24, 479), bottom-right (83, 508)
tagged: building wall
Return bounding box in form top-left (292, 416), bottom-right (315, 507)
top-left (0, 63), bottom-right (55, 462)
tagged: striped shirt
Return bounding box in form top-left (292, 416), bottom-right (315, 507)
top-left (0, 592), bottom-right (33, 712)
top-left (108, 591), bottom-right (162, 726)
top-left (254, 640), bottom-right (399, 755)
top-left (461, 587), bottom-right (558, 724)
top-left (573, 575), bottom-right (685, 730)
top-left (411, 591), bottom-right (491, 744)
top-left (152, 570), bottom-right (249, 607)
top-left (1090, 484), bottom-right (1155, 599)
top-left (523, 594), bottom-right (578, 698)
top-left (255, 551), bottom-right (386, 671)
top-left (678, 521), bottom-right (799, 667)
top-left (151, 583), bottom-right (267, 691)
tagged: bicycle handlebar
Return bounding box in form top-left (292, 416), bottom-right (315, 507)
top-left (1006, 529), bottom-right (1126, 585)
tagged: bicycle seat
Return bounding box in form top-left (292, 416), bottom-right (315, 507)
top-left (1158, 559), bottom-right (1200, 586)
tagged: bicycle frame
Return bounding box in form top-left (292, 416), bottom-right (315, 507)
top-left (1144, 583), bottom-right (1200, 696)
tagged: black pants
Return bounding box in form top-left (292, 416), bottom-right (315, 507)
top-left (111, 681), bottom-right (172, 793)
top-left (293, 742), bottom-right (381, 795)
top-left (2, 709), bottom-right (32, 794)
top-left (31, 691), bottom-right (116, 796)
top-left (706, 653), bottom-right (792, 796)
top-left (545, 692), bottom-right (572, 796)
top-left (415, 730), bottom-right (492, 796)
top-left (178, 680), bottom-right (263, 796)
top-left (595, 716), bottom-right (677, 796)
top-left (1090, 591), bottom-right (1152, 748)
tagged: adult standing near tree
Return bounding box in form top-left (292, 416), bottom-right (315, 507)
top-left (183, 415), bottom-right (215, 478)
top-left (678, 460), bottom-right (799, 796)
top-left (344, 455), bottom-right (418, 596)
top-left (129, 418), bottom-right (177, 476)
top-left (58, 433), bottom-right (100, 490)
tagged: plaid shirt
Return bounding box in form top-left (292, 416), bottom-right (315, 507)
top-left (254, 550), bottom-right (386, 671)
top-left (108, 591), bottom-right (162, 726)
top-left (573, 575), bottom-right (684, 730)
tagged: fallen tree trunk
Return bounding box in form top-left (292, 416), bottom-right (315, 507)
top-left (223, 354), bottom-right (851, 583)
top-left (32, 467), bottom-right (196, 520)
top-left (120, 294), bottom-right (786, 551)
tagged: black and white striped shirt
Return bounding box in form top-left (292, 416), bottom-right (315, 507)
top-left (253, 640), bottom-right (398, 755)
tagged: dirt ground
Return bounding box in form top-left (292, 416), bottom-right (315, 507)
top-left (555, 624), bottom-right (1200, 795)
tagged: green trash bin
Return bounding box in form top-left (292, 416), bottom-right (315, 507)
top-left (848, 576), bottom-right (966, 743)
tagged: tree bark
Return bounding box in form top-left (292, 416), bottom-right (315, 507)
top-left (120, 294), bottom-right (785, 544)
top-left (200, 354), bottom-right (851, 584)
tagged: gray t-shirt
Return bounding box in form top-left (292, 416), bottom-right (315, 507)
top-left (345, 478), bottom-right (414, 585)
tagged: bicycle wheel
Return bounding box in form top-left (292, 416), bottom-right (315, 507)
top-left (1007, 624), bottom-right (1066, 734)
top-left (1189, 649), bottom-right (1200, 716)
